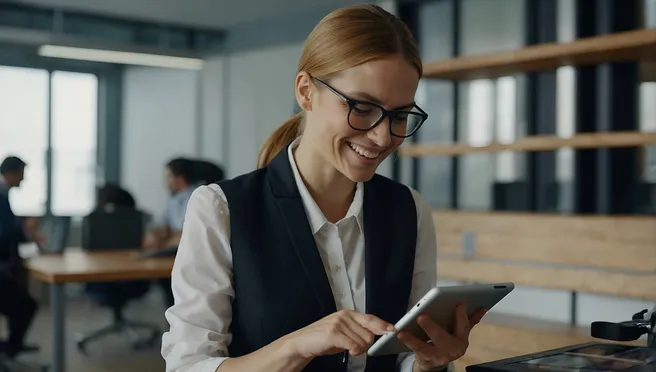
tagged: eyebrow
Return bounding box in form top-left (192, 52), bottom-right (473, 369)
top-left (347, 90), bottom-right (416, 111)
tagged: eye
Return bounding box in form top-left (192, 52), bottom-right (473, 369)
top-left (352, 104), bottom-right (374, 115)
top-left (395, 112), bottom-right (409, 120)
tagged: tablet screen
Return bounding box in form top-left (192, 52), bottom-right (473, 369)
top-left (510, 344), bottom-right (656, 371)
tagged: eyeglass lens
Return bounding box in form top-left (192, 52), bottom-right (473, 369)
top-left (348, 102), bottom-right (425, 137)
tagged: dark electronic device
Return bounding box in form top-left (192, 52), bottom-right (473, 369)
top-left (466, 306), bottom-right (656, 372)
top-left (591, 306), bottom-right (655, 349)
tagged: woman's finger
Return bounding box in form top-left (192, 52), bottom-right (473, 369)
top-left (416, 314), bottom-right (452, 347)
top-left (453, 303), bottom-right (471, 341)
top-left (327, 321), bottom-right (363, 355)
top-left (343, 315), bottom-right (376, 345)
top-left (351, 312), bottom-right (395, 335)
top-left (470, 308), bottom-right (487, 326)
top-left (397, 330), bottom-right (432, 354)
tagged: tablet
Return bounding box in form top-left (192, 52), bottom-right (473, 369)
top-left (367, 282), bottom-right (515, 356)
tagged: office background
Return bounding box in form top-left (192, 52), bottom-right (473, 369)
top-left (0, 0), bottom-right (654, 370)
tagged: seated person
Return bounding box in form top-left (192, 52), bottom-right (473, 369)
top-left (0, 156), bottom-right (38, 359)
top-left (143, 158), bottom-right (202, 251)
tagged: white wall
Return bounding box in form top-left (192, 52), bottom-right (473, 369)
top-left (199, 57), bottom-right (226, 165)
top-left (120, 57), bottom-right (225, 216)
top-left (121, 67), bottom-right (199, 215)
top-left (223, 41), bottom-right (393, 178)
top-left (224, 42), bottom-right (303, 176)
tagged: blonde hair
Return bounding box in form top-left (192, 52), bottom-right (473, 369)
top-left (256, 4), bottom-right (423, 168)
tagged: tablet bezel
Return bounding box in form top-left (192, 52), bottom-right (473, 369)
top-left (367, 282), bottom-right (515, 357)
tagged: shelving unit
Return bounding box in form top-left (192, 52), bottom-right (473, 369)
top-left (422, 27), bottom-right (656, 81)
top-left (398, 131), bottom-right (656, 157)
top-left (407, 11), bottom-right (655, 372)
top-left (400, 28), bottom-right (656, 158)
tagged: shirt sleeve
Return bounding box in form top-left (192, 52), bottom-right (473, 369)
top-left (397, 188), bottom-right (439, 372)
top-left (149, 206), bottom-right (170, 230)
top-left (0, 196), bottom-right (27, 244)
top-left (161, 184), bottom-right (234, 372)
top-left (0, 197), bottom-right (12, 242)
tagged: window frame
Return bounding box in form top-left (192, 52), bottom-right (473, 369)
top-left (0, 49), bottom-right (122, 217)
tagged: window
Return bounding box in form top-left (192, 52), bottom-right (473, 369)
top-left (0, 66), bottom-right (99, 217)
top-left (0, 66), bottom-right (49, 216)
top-left (51, 71), bottom-right (98, 215)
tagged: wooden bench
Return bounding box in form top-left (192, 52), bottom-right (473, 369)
top-left (432, 210), bottom-right (656, 372)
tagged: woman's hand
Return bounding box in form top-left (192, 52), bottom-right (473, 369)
top-left (397, 304), bottom-right (487, 372)
top-left (286, 309), bottom-right (395, 360)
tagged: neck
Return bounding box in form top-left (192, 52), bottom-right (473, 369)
top-left (294, 139), bottom-right (355, 223)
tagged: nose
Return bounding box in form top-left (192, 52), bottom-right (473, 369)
top-left (367, 117), bottom-right (392, 148)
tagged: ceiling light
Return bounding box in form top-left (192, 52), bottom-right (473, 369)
top-left (38, 45), bottom-right (204, 70)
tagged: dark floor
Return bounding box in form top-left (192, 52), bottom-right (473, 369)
top-left (9, 283), bottom-right (168, 372)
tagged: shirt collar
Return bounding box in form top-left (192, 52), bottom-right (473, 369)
top-left (287, 137), bottom-right (364, 235)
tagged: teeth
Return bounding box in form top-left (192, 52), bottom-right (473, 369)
top-left (348, 142), bottom-right (380, 159)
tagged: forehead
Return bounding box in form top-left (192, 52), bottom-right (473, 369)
top-left (330, 56), bottom-right (420, 108)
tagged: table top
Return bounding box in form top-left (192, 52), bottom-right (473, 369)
top-left (27, 249), bottom-right (174, 284)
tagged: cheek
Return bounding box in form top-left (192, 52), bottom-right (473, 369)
top-left (390, 137), bottom-right (405, 150)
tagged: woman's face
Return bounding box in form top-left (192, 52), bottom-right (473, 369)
top-left (298, 55), bottom-right (420, 183)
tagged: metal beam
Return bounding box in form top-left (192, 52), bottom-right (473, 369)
top-left (525, 0), bottom-right (558, 212)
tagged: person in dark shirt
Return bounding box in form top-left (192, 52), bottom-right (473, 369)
top-left (0, 156), bottom-right (38, 359)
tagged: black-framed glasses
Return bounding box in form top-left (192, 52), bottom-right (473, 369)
top-left (313, 78), bottom-right (428, 138)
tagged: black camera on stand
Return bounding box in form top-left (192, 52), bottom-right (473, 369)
top-left (591, 306), bottom-right (656, 349)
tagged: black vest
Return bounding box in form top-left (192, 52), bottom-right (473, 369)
top-left (219, 146), bottom-right (417, 372)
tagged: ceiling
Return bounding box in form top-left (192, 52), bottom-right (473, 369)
top-left (13, 0), bottom-right (362, 29)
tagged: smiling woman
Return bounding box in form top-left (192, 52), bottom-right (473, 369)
top-left (161, 4), bottom-right (481, 372)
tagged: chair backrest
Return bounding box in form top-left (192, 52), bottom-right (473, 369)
top-left (38, 215), bottom-right (71, 254)
top-left (82, 207), bottom-right (144, 251)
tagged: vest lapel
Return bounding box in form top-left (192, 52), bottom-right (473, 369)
top-left (267, 147), bottom-right (337, 316)
top-left (363, 181), bottom-right (391, 320)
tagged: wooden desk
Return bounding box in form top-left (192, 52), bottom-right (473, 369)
top-left (27, 249), bottom-right (174, 372)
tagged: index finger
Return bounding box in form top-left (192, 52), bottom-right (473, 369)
top-left (352, 313), bottom-right (395, 334)
top-left (453, 303), bottom-right (470, 341)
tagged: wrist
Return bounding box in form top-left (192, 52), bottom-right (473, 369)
top-left (279, 333), bottom-right (312, 365)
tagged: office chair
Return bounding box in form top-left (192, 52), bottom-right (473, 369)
top-left (76, 208), bottom-right (160, 354)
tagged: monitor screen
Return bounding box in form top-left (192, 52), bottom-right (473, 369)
top-left (511, 344), bottom-right (656, 371)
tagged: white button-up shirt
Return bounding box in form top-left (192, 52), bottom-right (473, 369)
top-left (162, 139), bottom-right (438, 372)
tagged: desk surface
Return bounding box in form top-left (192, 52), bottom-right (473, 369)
top-left (27, 249), bottom-right (174, 284)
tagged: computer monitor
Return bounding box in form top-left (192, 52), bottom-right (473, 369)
top-left (81, 208), bottom-right (145, 251)
top-left (38, 216), bottom-right (71, 254)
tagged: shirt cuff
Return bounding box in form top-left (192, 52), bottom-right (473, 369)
top-left (398, 354), bottom-right (454, 372)
top-left (398, 352), bottom-right (416, 372)
top-left (194, 356), bottom-right (228, 372)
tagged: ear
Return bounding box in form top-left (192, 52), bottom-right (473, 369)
top-left (295, 71), bottom-right (313, 112)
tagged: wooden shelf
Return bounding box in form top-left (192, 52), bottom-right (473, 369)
top-left (398, 131), bottom-right (656, 157)
top-left (423, 28), bottom-right (656, 81)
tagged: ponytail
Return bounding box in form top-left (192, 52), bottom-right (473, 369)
top-left (256, 112), bottom-right (304, 168)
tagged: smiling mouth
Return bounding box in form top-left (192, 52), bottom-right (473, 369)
top-left (347, 142), bottom-right (381, 160)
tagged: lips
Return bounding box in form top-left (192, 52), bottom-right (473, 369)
top-left (347, 142), bottom-right (381, 159)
